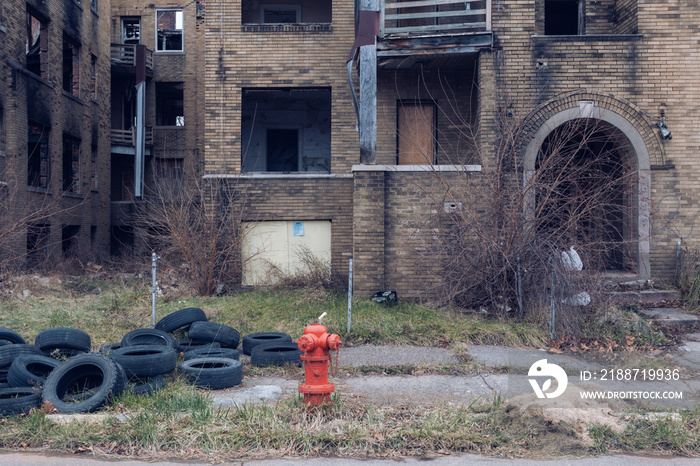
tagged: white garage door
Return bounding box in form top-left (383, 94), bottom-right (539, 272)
top-left (241, 220), bottom-right (331, 286)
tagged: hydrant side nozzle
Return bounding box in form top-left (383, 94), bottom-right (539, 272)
top-left (298, 334), bottom-right (316, 352)
top-left (327, 334), bottom-right (341, 351)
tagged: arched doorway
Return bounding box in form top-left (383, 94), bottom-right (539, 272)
top-left (535, 119), bottom-right (636, 272)
top-left (524, 106), bottom-right (651, 280)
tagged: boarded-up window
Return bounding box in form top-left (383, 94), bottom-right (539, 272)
top-left (397, 102), bottom-right (435, 164)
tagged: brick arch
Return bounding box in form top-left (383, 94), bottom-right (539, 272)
top-left (521, 91), bottom-right (653, 280)
top-left (521, 90), bottom-right (665, 169)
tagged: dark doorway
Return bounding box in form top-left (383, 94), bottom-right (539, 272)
top-left (266, 129), bottom-right (299, 172)
top-left (536, 119), bottom-right (635, 271)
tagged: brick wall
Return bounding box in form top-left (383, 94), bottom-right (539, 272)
top-left (1, 0), bottom-right (112, 263)
top-left (486, 0), bottom-right (700, 281)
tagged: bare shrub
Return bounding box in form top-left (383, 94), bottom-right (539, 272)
top-left (133, 173), bottom-right (247, 296)
top-left (677, 244), bottom-right (700, 309)
top-left (400, 90), bottom-right (641, 338)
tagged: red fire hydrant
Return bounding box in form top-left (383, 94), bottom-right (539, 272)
top-left (297, 318), bottom-right (341, 407)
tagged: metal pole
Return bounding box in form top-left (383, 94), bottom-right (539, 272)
top-left (517, 253), bottom-right (523, 318)
top-left (151, 252), bottom-right (159, 327)
top-left (347, 258), bottom-right (353, 334)
top-left (549, 271), bottom-right (556, 340)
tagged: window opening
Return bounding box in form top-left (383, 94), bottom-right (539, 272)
top-left (156, 9), bottom-right (183, 51)
top-left (63, 35), bottom-right (80, 96)
top-left (156, 82), bottom-right (184, 126)
top-left (545, 0), bottom-right (582, 35)
top-left (28, 121), bottom-right (49, 189)
top-left (241, 88), bottom-right (331, 173)
top-left (62, 134), bottom-right (80, 193)
top-left (90, 54), bottom-right (97, 100)
top-left (122, 17), bottom-right (140, 44)
top-left (26, 11), bottom-right (47, 77)
top-left (61, 225), bottom-right (80, 257)
top-left (155, 158), bottom-right (184, 199)
top-left (90, 144), bottom-right (98, 190)
top-left (91, 0), bottom-right (97, 12)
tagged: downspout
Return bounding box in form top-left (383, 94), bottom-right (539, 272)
top-left (134, 45), bottom-right (147, 197)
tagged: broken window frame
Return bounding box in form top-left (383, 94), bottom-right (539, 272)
top-left (28, 121), bottom-right (50, 190)
top-left (62, 134), bottom-right (81, 193)
top-left (544, 0), bottom-right (584, 36)
top-left (90, 53), bottom-right (97, 101)
top-left (26, 10), bottom-right (48, 78)
top-left (155, 82), bottom-right (185, 127)
top-left (27, 223), bottom-right (50, 268)
top-left (63, 34), bottom-right (80, 97)
top-left (61, 224), bottom-right (80, 258)
top-left (156, 9), bottom-right (184, 52)
top-left (122, 17), bottom-right (141, 45)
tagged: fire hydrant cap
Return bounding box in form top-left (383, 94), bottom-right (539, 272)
top-left (298, 334), bottom-right (316, 352)
top-left (327, 333), bottom-right (341, 351)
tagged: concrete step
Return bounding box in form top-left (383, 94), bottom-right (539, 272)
top-left (608, 289), bottom-right (680, 305)
top-left (638, 307), bottom-right (699, 329)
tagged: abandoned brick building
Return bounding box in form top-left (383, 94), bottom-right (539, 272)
top-left (1, 0), bottom-right (112, 265)
top-left (1, 0), bottom-right (698, 301)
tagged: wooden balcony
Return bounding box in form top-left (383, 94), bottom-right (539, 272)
top-left (111, 127), bottom-right (153, 147)
top-left (381, 0), bottom-right (491, 38)
top-left (110, 44), bottom-right (154, 74)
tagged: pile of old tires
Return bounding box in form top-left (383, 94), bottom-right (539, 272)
top-left (0, 307), bottom-right (301, 416)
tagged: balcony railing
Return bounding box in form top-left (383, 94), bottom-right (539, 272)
top-left (110, 44), bottom-right (154, 72)
top-left (380, 0), bottom-right (491, 37)
top-left (111, 127), bottom-right (153, 146)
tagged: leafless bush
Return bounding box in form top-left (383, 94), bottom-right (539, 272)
top-left (677, 244), bottom-right (700, 309)
top-left (401, 89), bottom-right (639, 338)
top-left (133, 173), bottom-right (248, 296)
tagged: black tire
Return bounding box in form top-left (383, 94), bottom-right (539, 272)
top-left (34, 327), bottom-right (91, 353)
top-left (183, 347), bottom-right (239, 361)
top-left (98, 343), bottom-right (122, 355)
top-left (0, 327), bottom-right (26, 345)
top-left (108, 345), bottom-right (177, 378)
top-left (242, 332), bottom-right (293, 356)
top-left (178, 357), bottom-right (243, 389)
top-left (42, 353), bottom-right (126, 414)
top-left (8, 354), bottom-right (61, 388)
top-left (42, 347), bottom-right (89, 359)
top-left (0, 387), bottom-right (41, 415)
top-left (0, 344), bottom-right (43, 369)
top-left (128, 375), bottom-right (167, 396)
top-left (155, 308), bottom-right (207, 334)
top-left (177, 338), bottom-right (215, 352)
top-left (183, 342), bottom-right (220, 355)
top-left (120, 328), bottom-right (178, 350)
top-left (250, 342), bottom-right (302, 367)
top-left (188, 321), bottom-right (240, 349)
top-left (0, 368), bottom-right (8, 384)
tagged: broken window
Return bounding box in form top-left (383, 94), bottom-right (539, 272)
top-left (90, 54), bottom-right (97, 100)
top-left (62, 134), bottom-right (80, 193)
top-left (156, 82), bottom-right (185, 126)
top-left (545, 0), bottom-right (582, 35)
top-left (241, 88), bottom-right (331, 173)
top-left (156, 9), bottom-right (183, 51)
top-left (27, 224), bottom-right (50, 267)
top-left (242, 0), bottom-right (331, 24)
top-left (26, 11), bottom-right (47, 77)
top-left (61, 225), bottom-right (80, 257)
top-left (155, 158), bottom-right (184, 200)
top-left (91, 0), bottom-right (97, 12)
top-left (28, 121), bottom-right (49, 189)
top-left (122, 17), bottom-right (140, 45)
top-left (90, 144), bottom-right (98, 191)
top-left (63, 35), bottom-right (80, 96)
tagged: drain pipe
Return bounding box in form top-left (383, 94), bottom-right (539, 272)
top-left (675, 241), bottom-right (682, 285)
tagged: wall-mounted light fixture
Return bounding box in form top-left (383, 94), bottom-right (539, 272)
top-left (658, 110), bottom-right (672, 140)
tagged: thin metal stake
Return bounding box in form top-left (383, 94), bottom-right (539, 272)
top-left (517, 253), bottom-right (523, 318)
top-left (151, 252), bottom-right (160, 327)
top-left (549, 271), bottom-right (556, 340)
top-left (347, 258), bottom-right (353, 334)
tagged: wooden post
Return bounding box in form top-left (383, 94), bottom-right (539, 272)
top-left (359, 0), bottom-right (379, 165)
